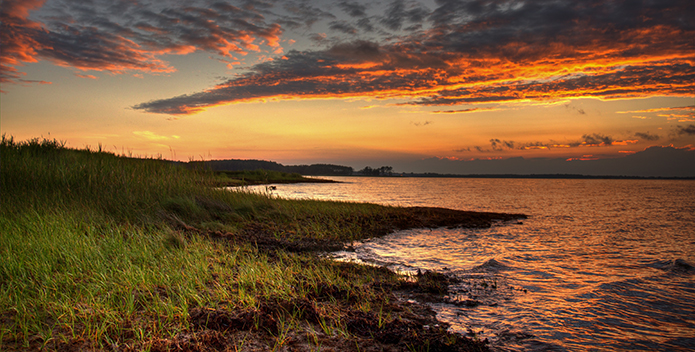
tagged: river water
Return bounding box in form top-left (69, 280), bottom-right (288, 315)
top-left (249, 177), bottom-right (695, 351)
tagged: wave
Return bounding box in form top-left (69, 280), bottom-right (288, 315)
top-left (646, 258), bottom-right (694, 275)
top-left (469, 258), bottom-right (511, 272)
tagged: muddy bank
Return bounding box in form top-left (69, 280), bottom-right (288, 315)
top-left (205, 206), bottom-right (527, 253)
top-left (213, 177), bottom-right (339, 187)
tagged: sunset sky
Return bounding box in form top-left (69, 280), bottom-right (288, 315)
top-left (2, 0), bottom-right (694, 172)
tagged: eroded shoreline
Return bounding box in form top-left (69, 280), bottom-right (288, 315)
top-left (153, 206), bottom-right (527, 352)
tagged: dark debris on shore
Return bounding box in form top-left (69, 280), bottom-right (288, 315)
top-left (113, 269), bottom-right (490, 352)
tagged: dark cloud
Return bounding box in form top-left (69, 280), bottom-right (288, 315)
top-left (355, 17), bottom-right (375, 32)
top-left (280, 1), bottom-right (335, 29)
top-left (452, 133), bottom-right (642, 156)
top-left (337, 1), bottom-right (367, 18)
top-left (326, 40), bottom-right (382, 60)
top-left (565, 104), bottom-right (586, 115)
top-left (329, 20), bottom-right (358, 35)
top-left (580, 134), bottom-right (613, 146)
top-left (134, 40), bottom-right (456, 114)
top-left (309, 33), bottom-right (330, 45)
top-left (134, 41), bottom-right (398, 114)
top-left (426, 0), bottom-right (694, 61)
top-left (463, 134), bottom-right (632, 153)
top-left (379, 0), bottom-right (430, 31)
top-left (490, 139), bottom-right (515, 151)
top-left (635, 132), bottom-right (660, 141)
top-left (677, 124), bottom-right (695, 136)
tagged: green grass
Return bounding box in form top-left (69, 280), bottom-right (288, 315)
top-left (0, 135), bottom-right (408, 350)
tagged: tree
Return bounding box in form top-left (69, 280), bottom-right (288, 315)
top-left (358, 166), bottom-right (393, 176)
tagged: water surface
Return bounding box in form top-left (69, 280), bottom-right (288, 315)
top-left (250, 177), bottom-right (695, 351)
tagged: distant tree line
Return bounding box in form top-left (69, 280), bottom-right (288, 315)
top-left (286, 164), bottom-right (354, 176)
top-left (185, 159), bottom-right (399, 177)
top-left (357, 166), bottom-right (393, 176)
top-left (186, 159), bottom-right (354, 176)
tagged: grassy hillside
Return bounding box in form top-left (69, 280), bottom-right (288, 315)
top-left (0, 136), bottom-right (513, 351)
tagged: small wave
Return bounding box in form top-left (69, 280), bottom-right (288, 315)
top-left (646, 258), bottom-right (695, 275)
top-left (469, 258), bottom-right (511, 272)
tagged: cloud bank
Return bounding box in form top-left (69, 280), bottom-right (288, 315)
top-left (460, 132), bottom-right (643, 154)
top-left (132, 0), bottom-right (695, 114)
top-left (2, 0), bottom-right (693, 113)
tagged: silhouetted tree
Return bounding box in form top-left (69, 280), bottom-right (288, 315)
top-left (358, 166), bottom-right (393, 176)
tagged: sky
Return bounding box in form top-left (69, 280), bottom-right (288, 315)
top-left (1, 0), bottom-right (694, 175)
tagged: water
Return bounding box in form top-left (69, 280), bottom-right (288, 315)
top-left (248, 177), bottom-right (695, 351)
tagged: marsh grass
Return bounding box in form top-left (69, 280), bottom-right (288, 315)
top-left (0, 135), bottom-right (411, 350)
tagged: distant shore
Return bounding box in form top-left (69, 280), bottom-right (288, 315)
top-left (390, 173), bottom-right (695, 180)
top-left (213, 170), bottom-right (695, 185)
top-left (184, 153), bottom-right (695, 180)
top-left (214, 176), bottom-right (339, 187)
top-left (210, 169), bottom-right (340, 187)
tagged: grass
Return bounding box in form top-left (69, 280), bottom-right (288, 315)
top-left (1, 135), bottom-right (499, 351)
top-left (0, 135), bottom-right (472, 351)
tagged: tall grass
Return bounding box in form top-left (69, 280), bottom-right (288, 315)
top-left (0, 135), bottom-right (403, 350)
top-left (2, 135), bottom-right (394, 238)
top-left (1, 135), bottom-right (214, 222)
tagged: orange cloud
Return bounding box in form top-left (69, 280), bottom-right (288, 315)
top-left (76, 74), bottom-right (98, 80)
top-left (135, 20), bottom-right (694, 114)
top-left (133, 131), bottom-right (180, 141)
top-left (431, 107), bottom-right (501, 114)
top-left (0, 0), bottom-right (286, 86)
top-left (566, 155), bottom-right (599, 161)
top-left (0, 0), bottom-right (48, 85)
top-left (616, 106), bottom-right (695, 114)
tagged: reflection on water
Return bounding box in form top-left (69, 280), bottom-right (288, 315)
top-left (249, 178), bottom-right (695, 351)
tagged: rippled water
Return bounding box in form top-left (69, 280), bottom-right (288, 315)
top-left (250, 177), bottom-right (695, 351)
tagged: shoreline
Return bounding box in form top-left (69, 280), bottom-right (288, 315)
top-left (201, 206), bottom-right (526, 253)
top-left (219, 178), bottom-right (339, 187)
top-left (213, 175), bottom-right (340, 187)
top-left (1, 138), bottom-right (525, 351)
top-left (162, 206), bottom-right (526, 352)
